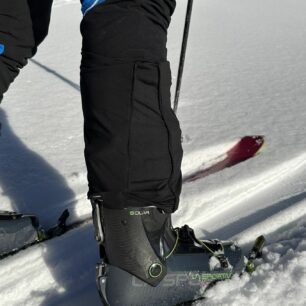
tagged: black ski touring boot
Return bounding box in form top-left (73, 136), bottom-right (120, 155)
top-left (91, 196), bottom-right (245, 306)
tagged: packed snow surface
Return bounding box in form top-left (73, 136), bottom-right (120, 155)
top-left (1, 0), bottom-right (306, 305)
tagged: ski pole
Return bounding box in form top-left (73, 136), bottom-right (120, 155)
top-left (173, 0), bottom-right (194, 114)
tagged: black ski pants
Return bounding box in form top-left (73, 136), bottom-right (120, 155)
top-left (0, 0), bottom-right (53, 102)
top-left (81, 0), bottom-right (183, 213)
top-left (0, 0), bottom-right (183, 213)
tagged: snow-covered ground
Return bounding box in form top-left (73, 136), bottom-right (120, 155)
top-left (1, 0), bottom-right (306, 305)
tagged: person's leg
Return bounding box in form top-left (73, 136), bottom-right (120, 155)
top-left (80, 0), bottom-right (183, 214)
top-left (81, 2), bottom-right (245, 305)
top-left (0, 0), bottom-right (52, 102)
top-left (80, 0), bottom-right (187, 301)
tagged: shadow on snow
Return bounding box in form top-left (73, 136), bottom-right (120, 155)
top-left (0, 109), bottom-right (100, 305)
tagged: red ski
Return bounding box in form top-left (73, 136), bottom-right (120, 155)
top-left (182, 135), bottom-right (265, 183)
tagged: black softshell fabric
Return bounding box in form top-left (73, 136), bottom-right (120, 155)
top-left (81, 0), bottom-right (183, 212)
top-left (0, 0), bottom-right (53, 102)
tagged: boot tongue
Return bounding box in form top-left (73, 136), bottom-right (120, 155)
top-left (141, 208), bottom-right (176, 258)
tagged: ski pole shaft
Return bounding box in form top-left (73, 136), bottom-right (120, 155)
top-left (173, 0), bottom-right (194, 114)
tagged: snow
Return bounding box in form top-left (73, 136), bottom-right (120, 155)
top-left (209, 255), bottom-right (222, 271)
top-left (198, 220), bottom-right (306, 306)
top-left (1, 0), bottom-right (306, 305)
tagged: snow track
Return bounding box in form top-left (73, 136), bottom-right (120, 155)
top-left (175, 153), bottom-right (306, 234)
top-left (237, 196), bottom-right (306, 246)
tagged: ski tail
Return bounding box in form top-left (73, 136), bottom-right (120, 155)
top-left (0, 209), bottom-right (70, 259)
top-left (183, 135), bottom-right (265, 183)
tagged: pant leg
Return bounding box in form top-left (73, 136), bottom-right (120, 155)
top-left (0, 0), bottom-right (52, 102)
top-left (80, 0), bottom-right (183, 213)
